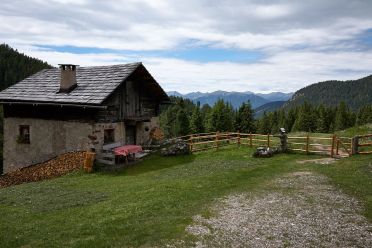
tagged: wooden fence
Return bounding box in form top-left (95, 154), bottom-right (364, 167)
top-left (354, 134), bottom-right (372, 155)
top-left (171, 132), bottom-right (363, 157)
top-left (183, 132), bottom-right (279, 153)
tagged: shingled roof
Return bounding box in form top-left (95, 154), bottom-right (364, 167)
top-left (0, 62), bottom-right (169, 107)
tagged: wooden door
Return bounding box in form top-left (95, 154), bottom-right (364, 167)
top-left (126, 81), bottom-right (139, 117)
top-left (126, 125), bottom-right (136, 145)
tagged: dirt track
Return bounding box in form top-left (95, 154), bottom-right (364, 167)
top-left (179, 171), bottom-right (372, 247)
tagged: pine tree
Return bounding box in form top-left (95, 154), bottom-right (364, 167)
top-left (175, 109), bottom-right (190, 136)
top-left (335, 101), bottom-right (352, 130)
top-left (258, 112), bottom-right (272, 134)
top-left (356, 105), bottom-right (372, 125)
top-left (190, 106), bottom-right (204, 133)
top-left (201, 104), bottom-right (212, 131)
top-left (317, 104), bottom-right (329, 133)
top-left (207, 99), bottom-right (234, 132)
top-left (270, 111), bottom-right (279, 133)
top-left (285, 107), bottom-right (297, 132)
top-left (292, 102), bottom-right (317, 132)
top-left (235, 102), bottom-right (255, 133)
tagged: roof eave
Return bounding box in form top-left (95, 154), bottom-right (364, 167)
top-left (0, 100), bottom-right (107, 109)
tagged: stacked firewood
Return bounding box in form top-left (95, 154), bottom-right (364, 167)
top-left (0, 151), bottom-right (86, 188)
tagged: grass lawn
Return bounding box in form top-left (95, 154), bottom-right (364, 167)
top-left (0, 146), bottom-right (371, 247)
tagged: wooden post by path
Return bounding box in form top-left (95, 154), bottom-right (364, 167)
top-left (336, 138), bottom-right (340, 155)
top-left (267, 134), bottom-right (270, 148)
top-left (189, 134), bottom-right (193, 152)
top-left (306, 133), bottom-right (310, 154)
top-left (350, 137), bottom-right (353, 155)
top-left (249, 132), bottom-right (253, 147)
top-left (237, 131), bottom-right (241, 147)
top-left (330, 134), bottom-right (335, 157)
top-left (215, 131), bottom-right (219, 150)
top-left (351, 136), bottom-right (359, 155)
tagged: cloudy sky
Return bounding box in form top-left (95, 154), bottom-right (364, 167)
top-left (1, 0), bottom-right (372, 93)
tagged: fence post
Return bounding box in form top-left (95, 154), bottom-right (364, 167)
top-left (351, 136), bottom-right (359, 155)
top-left (189, 134), bottom-right (193, 152)
top-left (267, 134), bottom-right (270, 148)
top-left (306, 133), bottom-right (310, 154)
top-left (249, 132), bottom-right (253, 147)
top-left (350, 137), bottom-right (353, 155)
top-left (330, 134), bottom-right (335, 157)
top-left (336, 138), bottom-right (339, 155)
top-left (237, 130), bottom-right (241, 147)
top-left (215, 131), bottom-right (219, 150)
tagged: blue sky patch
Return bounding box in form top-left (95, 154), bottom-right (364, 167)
top-left (34, 44), bottom-right (265, 63)
top-left (358, 28), bottom-right (372, 47)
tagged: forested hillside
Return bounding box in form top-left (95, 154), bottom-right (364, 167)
top-left (0, 44), bottom-right (52, 90)
top-left (160, 96), bottom-right (372, 138)
top-left (284, 75), bottom-right (372, 110)
top-left (254, 101), bottom-right (285, 118)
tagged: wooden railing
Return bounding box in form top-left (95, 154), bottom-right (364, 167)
top-left (185, 132), bottom-right (279, 153)
top-left (170, 132), bottom-right (364, 157)
top-left (287, 135), bottom-right (333, 155)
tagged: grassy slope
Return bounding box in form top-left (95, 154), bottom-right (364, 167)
top-left (0, 147), bottom-right (371, 247)
top-left (336, 123), bottom-right (372, 137)
top-left (288, 124), bottom-right (372, 138)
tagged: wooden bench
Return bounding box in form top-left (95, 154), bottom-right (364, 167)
top-left (96, 142), bottom-right (123, 165)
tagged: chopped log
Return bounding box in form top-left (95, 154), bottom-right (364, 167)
top-left (0, 151), bottom-right (86, 188)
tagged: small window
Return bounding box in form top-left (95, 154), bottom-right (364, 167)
top-left (104, 129), bottom-right (115, 144)
top-left (18, 125), bottom-right (30, 144)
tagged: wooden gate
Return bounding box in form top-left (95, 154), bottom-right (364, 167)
top-left (334, 136), bottom-right (352, 157)
top-left (355, 134), bottom-right (372, 155)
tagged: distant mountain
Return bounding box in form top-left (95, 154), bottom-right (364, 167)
top-left (166, 91), bottom-right (184, 97)
top-left (283, 75), bottom-right (372, 110)
top-left (184, 91), bottom-right (208, 100)
top-left (254, 101), bottom-right (286, 118)
top-left (167, 90), bottom-right (292, 109)
top-left (256, 92), bottom-right (293, 102)
top-left (196, 91), bottom-right (269, 109)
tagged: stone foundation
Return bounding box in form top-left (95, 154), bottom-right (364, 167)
top-left (3, 117), bottom-right (93, 173)
top-left (3, 116), bottom-right (161, 174)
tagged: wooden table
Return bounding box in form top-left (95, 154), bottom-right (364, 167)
top-left (113, 145), bottom-right (143, 163)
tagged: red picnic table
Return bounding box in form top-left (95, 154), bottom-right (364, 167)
top-left (113, 145), bottom-right (143, 163)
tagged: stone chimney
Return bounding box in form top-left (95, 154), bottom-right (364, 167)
top-left (59, 64), bottom-right (78, 93)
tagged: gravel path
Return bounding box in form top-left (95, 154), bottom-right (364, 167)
top-left (180, 171), bottom-right (372, 247)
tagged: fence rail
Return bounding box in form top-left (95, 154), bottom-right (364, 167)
top-left (169, 131), bottom-right (371, 157)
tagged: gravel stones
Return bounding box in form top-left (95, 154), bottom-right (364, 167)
top-left (183, 172), bottom-right (372, 247)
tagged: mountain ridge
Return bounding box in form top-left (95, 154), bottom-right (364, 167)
top-left (254, 101), bottom-right (286, 118)
top-left (283, 75), bottom-right (372, 110)
top-left (167, 90), bottom-right (293, 109)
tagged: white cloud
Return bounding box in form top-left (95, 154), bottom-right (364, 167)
top-left (253, 4), bottom-right (294, 19)
top-left (1, 0), bottom-right (372, 93)
top-left (143, 51), bottom-right (372, 93)
top-left (22, 47), bottom-right (372, 94)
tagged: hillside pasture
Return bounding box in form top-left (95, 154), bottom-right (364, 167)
top-left (0, 147), bottom-right (371, 247)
